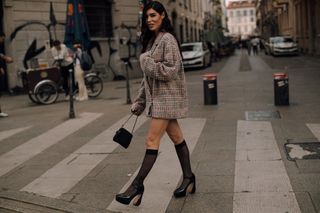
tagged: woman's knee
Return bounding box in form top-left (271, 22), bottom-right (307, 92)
top-left (145, 134), bottom-right (160, 149)
top-left (167, 133), bottom-right (183, 144)
top-left (166, 121), bottom-right (183, 144)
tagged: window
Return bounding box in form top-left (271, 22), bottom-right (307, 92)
top-left (251, 17), bottom-right (254, 22)
top-left (230, 11), bottom-right (233, 17)
top-left (84, 0), bottom-right (113, 37)
top-left (236, 11), bottom-right (241, 17)
top-left (250, 9), bottom-right (254, 16)
top-left (243, 10), bottom-right (247, 16)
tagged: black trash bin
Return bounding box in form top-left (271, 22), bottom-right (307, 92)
top-left (203, 73), bottom-right (218, 105)
top-left (273, 73), bottom-right (289, 106)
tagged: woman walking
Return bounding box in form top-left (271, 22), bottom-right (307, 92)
top-left (73, 41), bottom-right (88, 101)
top-left (115, 1), bottom-right (195, 206)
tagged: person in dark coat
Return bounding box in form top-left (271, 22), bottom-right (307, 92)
top-left (0, 32), bottom-right (13, 117)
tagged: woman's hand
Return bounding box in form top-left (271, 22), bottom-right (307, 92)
top-left (130, 102), bottom-right (145, 116)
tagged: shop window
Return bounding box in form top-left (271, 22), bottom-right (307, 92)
top-left (84, 0), bottom-right (113, 37)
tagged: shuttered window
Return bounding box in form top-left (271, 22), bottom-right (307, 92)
top-left (84, 0), bottom-right (113, 37)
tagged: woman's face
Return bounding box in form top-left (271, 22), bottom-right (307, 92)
top-left (146, 8), bottom-right (165, 33)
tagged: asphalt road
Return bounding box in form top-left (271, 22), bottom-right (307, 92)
top-left (0, 50), bottom-right (319, 213)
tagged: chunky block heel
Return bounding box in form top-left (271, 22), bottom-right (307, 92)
top-left (174, 173), bottom-right (196, 198)
top-left (115, 184), bottom-right (144, 206)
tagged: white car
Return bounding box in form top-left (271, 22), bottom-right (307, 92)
top-left (265, 36), bottom-right (299, 56)
top-left (181, 42), bottom-right (211, 69)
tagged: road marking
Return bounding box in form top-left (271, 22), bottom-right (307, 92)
top-left (234, 120), bottom-right (301, 213)
top-left (21, 114), bottom-right (148, 198)
top-left (107, 118), bottom-right (206, 213)
top-left (0, 112), bottom-right (102, 177)
top-left (0, 126), bottom-right (32, 142)
top-left (306, 123), bottom-right (320, 142)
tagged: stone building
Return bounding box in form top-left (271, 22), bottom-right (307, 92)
top-left (256, 0), bottom-right (320, 56)
top-left (0, 0), bottom-right (213, 93)
top-left (226, 0), bottom-right (257, 40)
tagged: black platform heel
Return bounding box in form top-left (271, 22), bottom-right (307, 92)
top-left (115, 184), bottom-right (144, 206)
top-left (173, 173), bottom-right (196, 198)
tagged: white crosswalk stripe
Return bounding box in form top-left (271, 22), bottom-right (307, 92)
top-left (0, 126), bottom-right (32, 142)
top-left (21, 114), bottom-right (148, 198)
top-left (306, 123), bottom-right (320, 142)
top-left (234, 120), bottom-right (301, 213)
top-left (107, 118), bottom-right (206, 213)
top-left (0, 112), bottom-right (102, 177)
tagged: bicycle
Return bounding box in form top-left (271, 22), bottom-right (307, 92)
top-left (20, 62), bottom-right (103, 105)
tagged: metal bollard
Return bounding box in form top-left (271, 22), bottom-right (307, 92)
top-left (203, 73), bottom-right (218, 105)
top-left (273, 72), bottom-right (289, 106)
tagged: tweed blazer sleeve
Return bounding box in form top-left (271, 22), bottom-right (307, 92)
top-left (134, 79), bottom-right (146, 107)
top-left (140, 34), bottom-right (181, 82)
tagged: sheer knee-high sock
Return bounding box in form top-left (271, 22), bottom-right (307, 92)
top-left (175, 140), bottom-right (193, 188)
top-left (122, 149), bottom-right (158, 196)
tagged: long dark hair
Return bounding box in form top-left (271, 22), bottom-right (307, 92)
top-left (140, 1), bottom-right (180, 53)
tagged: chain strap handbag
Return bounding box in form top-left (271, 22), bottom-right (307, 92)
top-left (113, 114), bottom-right (138, 149)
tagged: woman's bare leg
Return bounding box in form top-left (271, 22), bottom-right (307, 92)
top-left (116, 118), bottom-right (169, 205)
top-left (166, 119), bottom-right (184, 145)
top-left (166, 120), bottom-right (195, 198)
top-left (146, 118), bottom-right (169, 149)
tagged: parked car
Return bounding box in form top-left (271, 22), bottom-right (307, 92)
top-left (264, 36), bottom-right (299, 56)
top-left (181, 42), bottom-right (211, 69)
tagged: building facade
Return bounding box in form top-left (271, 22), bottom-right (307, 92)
top-left (256, 0), bottom-right (320, 56)
top-left (226, 0), bottom-right (257, 40)
top-left (0, 0), bottom-right (211, 92)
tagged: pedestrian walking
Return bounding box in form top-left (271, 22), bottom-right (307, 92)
top-left (115, 1), bottom-right (194, 206)
top-left (0, 32), bottom-right (13, 118)
top-left (72, 41), bottom-right (88, 101)
top-left (246, 39), bottom-right (252, 56)
top-left (51, 40), bottom-right (75, 100)
top-left (251, 37), bottom-right (260, 55)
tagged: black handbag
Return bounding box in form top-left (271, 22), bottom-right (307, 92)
top-left (113, 114), bottom-right (138, 149)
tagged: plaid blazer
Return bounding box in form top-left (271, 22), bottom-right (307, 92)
top-left (134, 32), bottom-right (188, 119)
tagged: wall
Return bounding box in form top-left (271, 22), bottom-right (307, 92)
top-left (2, 0), bottom-right (208, 92)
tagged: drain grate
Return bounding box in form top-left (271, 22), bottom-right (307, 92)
top-left (284, 140), bottom-right (320, 161)
top-left (245, 111), bottom-right (281, 121)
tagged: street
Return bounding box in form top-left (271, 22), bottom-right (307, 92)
top-left (0, 50), bottom-right (320, 213)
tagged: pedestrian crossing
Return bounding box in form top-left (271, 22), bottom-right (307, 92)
top-left (0, 112), bottom-right (102, 177)
top-left (107, 118), bottom-right (206, 212)
top-left (0, 126), bottom-right (32, 142)
top-left (234, 120), bottom-right (300, 213)
top-left (306, 123), bottom-right (320, 141)
top-left (21, 115), bottom-right (148, 198)
top-left (0, 114), bottom-right (320, 212)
